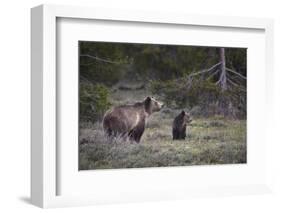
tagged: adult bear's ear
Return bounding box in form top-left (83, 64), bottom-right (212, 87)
top-left (144, 97), bottom-right (151, 104)
top-left (144, 97), bottom-right (152, 113)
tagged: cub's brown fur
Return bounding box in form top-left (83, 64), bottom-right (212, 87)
top-left (172, 111), bottom-right (192, 140)
top-left (103, 97), bottom-right (164, 143)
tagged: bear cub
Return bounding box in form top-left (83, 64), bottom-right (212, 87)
top-left (172, 110), bottom-right (192, 140)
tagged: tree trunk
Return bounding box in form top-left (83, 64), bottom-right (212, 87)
top-left (219, 48), bottom-right (227, 91)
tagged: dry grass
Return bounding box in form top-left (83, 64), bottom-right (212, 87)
top-left (79, 110), bottom-right (246, 170)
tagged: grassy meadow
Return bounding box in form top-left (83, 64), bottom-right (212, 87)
top-left (79, 42), bottom-right (247, 170)
top-left (79, 89), bottom-right (246, 170)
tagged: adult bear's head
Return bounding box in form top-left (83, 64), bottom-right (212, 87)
top-left (144, 96), bottom-right (164, 115)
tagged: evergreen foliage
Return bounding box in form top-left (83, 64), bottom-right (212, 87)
top-left (79, 41), bottom-right (247, 122)
top-left (80, 83), bottom-right (111, 122)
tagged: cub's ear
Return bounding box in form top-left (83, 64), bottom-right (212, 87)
top-left (180, 110), bottom-right (185, 116)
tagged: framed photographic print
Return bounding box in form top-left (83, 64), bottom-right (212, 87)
top-left (31, 4), bottom-right (274, 208)
top-left (78, 41), bottom-right (247, 170)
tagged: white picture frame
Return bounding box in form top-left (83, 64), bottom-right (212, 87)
top-left (31, 4), bottom-right (274, 208)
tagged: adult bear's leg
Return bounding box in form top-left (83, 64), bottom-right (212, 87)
top-left (129, 119), bottom-right (145, 143)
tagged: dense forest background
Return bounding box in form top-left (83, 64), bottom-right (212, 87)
top-left (79, 41), bottom-right (246, 123)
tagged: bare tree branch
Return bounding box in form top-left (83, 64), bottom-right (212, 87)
top-left (227, 79), bottom-right (246, 92)
top-left (185, 76), bottom-right (194, 89)
top-left (80, 54), bottom-right (124, 64)
top-left (227, 74), bottom-right (244, 84)
top-left (237, 87), bottom-right (246, 92)
top-left (187, 62), bottom-right (222, 78)
top-left (227, 78), bottom-right (240, 87)
top-left (80, 75), bottom-right (93, 84)
top-left (215, 78), bottom-right (222, 85)
top-left (206, 69), bottom-right (220, 81)
top-left (226, 67), bottom-right (247, 80)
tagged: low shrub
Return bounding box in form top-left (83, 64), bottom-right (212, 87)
top-left (80, 83), bottom-right (111, 122)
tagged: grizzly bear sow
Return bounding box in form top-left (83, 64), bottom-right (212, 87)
top-left (103, 97), bottom-right (164, 143)
top-left (172, 111), bottom-right (192, 140)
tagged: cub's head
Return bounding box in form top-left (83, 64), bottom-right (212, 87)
top-left (179, 110), bottom-right (192, 124)
top-left (144, 96), bottom-right (164, 114)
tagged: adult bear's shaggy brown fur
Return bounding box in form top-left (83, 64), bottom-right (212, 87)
top-left (172, 110), bottom-right (192, 140)
top-left (103, 97), bottom-right (164, 143)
